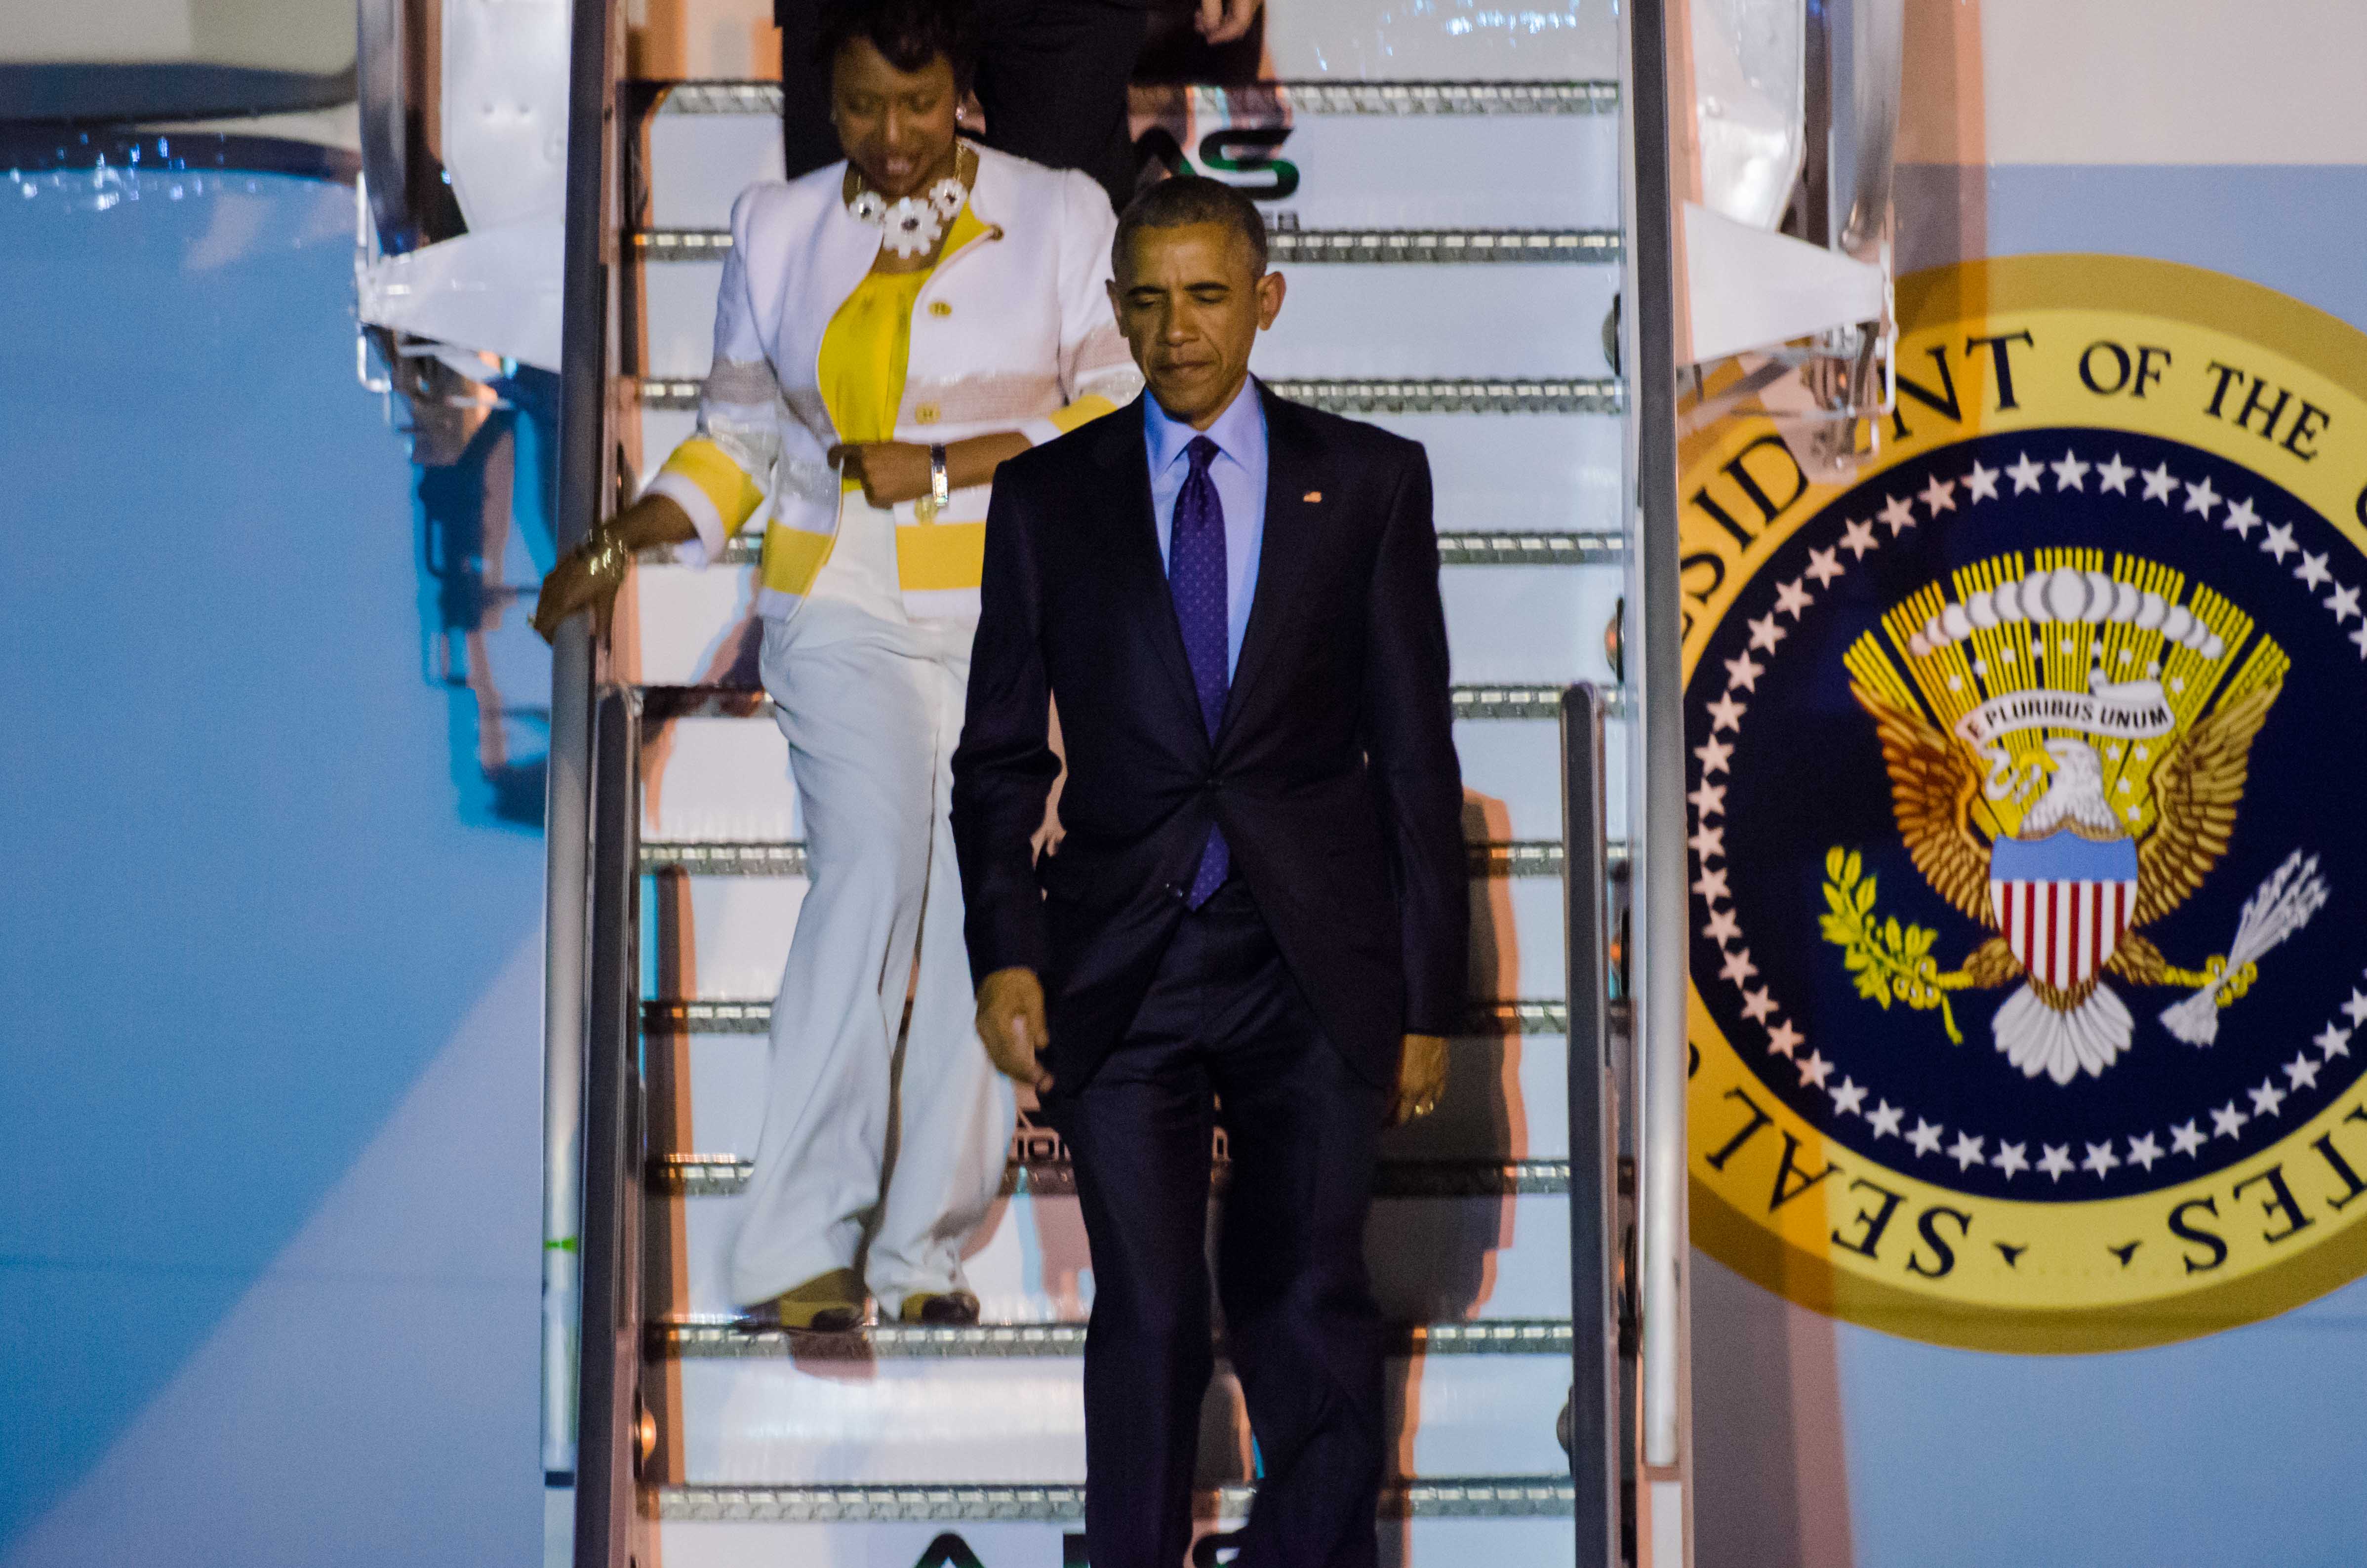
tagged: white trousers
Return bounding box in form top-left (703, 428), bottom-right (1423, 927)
top-left (727, 595), bottom-right (1012, 1314)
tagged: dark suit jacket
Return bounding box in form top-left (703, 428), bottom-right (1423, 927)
top-left (951, 384), bottom-right (1467, 1089)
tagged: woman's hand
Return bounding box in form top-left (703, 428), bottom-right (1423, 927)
top-left (831, 442), bottom-right (935, 507)
top-left (530, 544), bottom-right (619, 643)
top-left (528, 493), bottom-right (698, 644)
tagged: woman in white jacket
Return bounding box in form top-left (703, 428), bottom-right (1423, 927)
top-left (535, 0), bottom-right (1137, 1328)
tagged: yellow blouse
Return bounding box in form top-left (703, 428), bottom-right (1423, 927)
top-left (816, 206), bottom-right (987, 484)
top-left (820, 269), bottom-right (931, 480)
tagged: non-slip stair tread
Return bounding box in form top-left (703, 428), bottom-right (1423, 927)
top-left (637, 375), bottom-right (1622, 414)
top-left (653, 1317), bottom-right (1576, 1358)
top-left (640, 838), bottom-right (1624, 879)
top-left (644, 996), bottom-right (1597, 1036)
top-left (652, 1152), bottom-right (1580, 1198)
top-left (1436, 530), bottom-right (1623, 564)
top-left (633, 682), bottom-right (1615, 722)
top-left (656, 1475), bottom-right (1578, 1521)
top-left (645, 529), bottom-right (1623, 568)
top-left (632, 226), bottom-right (1618, 264)
top-left (642, 78), bottom-right (1618, 115)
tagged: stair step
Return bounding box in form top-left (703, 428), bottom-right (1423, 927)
top-left (622, 554), bottom-right (1621, 687)
top-left (653, 1155), bottom-right (1578, 1199)
top-left (655, 1475), bottom-right (1578, 1521)
top-left (639, 80), bottom-right (1616, 231)
top-left (632, 227), bottom-right (1618, 264)
top-left (632, 683), bottom-right (1605, 723)
top-left (1438, 531), bottom-right (1621, 565)
top-left (637, 374), bottom-right (1622, 415)
top-left (644, 997), bottom-right (1582, 1037)
top-left (654, 1179), bottom-right (1579, 1322)
top-left (665, 527), bottom-right (1622, 570)
top-left (631, 403), bottom-right (1622, 554)
top-left (640, 837), bottom-right (1624, 878)
top-left (667, 1031), bottom-right (1582, 1167)
top-left (647, 79), bottom-right (1617, 115)
top-left (654, 1515), bottom-right (1578, 1563)
top-left (638, 259), bottom-right (1616, 380)
top-left (653, 1317), bottom-right (1574, 1358)
top-left (635, 707), bottom-right (1601, 842)
top-left (640, 857), bottom-right (1575, 1003)
top-left (631, 394), bottom-right (1627, 547)
top-left (660, 1353), bottom-right (1568, 1485)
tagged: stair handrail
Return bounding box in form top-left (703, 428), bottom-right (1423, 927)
top-left (1622, 1), bottom-right (1697, 1563)
top-left (543, 0), bottom-right (627, 1552)
top-left (572, 690), bottom-right (644, 1566)
top-left (1562, 684), bottom-right (1623, 1567)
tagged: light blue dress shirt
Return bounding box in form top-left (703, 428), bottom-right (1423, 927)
top-left (1145, 380), bottom-right (1268, 679)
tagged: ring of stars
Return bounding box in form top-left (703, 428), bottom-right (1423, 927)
top-left (1690, 441), bottom-right (2367, 1188)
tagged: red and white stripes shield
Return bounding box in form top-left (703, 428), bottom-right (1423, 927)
top-left (1991, 878), bottom-right (2138, 989)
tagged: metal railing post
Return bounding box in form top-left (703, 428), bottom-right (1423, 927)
top-left (1620, 0), bottom-right (1695, 1562)
top-left (1563, 684), bottom-right (1621, 1568)
top-left (573, 689), bottom-right (644, 1568)
top-left (542, 0), bottom-right (620, 1494)
top-left (542, 620), bottom-right (592, 1487)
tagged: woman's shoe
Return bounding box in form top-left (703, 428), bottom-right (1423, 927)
top-left (743, 1267), bottom-right (868, 1332)
top-left (898, 1290), bottom-right (981, 1326)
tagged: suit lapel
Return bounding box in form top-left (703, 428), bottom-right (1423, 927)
top-left (1093, 402), bottom-right (1209, 746)
top-left (1219, 385), bottom-right (1322, 740)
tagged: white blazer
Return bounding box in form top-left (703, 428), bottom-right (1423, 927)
top-left (647, 143), bottom-right (1142, 621)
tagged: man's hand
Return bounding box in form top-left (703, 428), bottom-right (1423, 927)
top-left (976, 966), bottom-right (1054, 1095)
top-left (1389, 1033), bottom-right (1448, 1127)
top-left (1195, 0), bottom-right (1263, 43)
top-left (831, 442), bottom-right (934, 507)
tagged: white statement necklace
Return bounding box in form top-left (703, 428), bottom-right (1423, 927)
top-left (848, 176), bottom-right (967, 259)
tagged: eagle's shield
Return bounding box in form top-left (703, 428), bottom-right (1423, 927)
top-left (1989, 833), bottom-right (2140, 990)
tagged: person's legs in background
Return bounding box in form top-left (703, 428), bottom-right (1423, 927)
top-left (1131, 0), bottom-right (1263, 86)
top-left (970, 0), bottom-right (1150, 212)
top-left (775, 0), bottom-right (842, 180)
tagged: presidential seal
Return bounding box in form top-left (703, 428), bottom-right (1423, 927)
top-left (1681, 256), bottom-right (2367, 1351)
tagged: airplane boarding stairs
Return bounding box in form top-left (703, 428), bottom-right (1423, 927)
top-left (572, 19), bottom-right (1650, 1560)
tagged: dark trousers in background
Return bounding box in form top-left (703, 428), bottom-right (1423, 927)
top-left (775, 0), bottom-right (1154, 212)
top-left (1043, 880), bottom-right (1389, 1568)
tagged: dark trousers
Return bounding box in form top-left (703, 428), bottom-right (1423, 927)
top-left (776, 0), bottom-right (1152, 212)
top-left (1044, 880), bottom-right (1389, 1568)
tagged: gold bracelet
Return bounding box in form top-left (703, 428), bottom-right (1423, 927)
top-left (577, 529), bottom-right (632, 592)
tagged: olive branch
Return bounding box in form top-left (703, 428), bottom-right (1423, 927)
top-left (1819, 846), bottom-right (1971, 1044)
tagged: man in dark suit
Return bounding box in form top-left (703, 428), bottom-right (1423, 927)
top-left (950, 175), bottom-right (1465, 1568)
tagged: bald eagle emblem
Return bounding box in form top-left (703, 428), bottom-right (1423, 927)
top-left (1826, 549), bottom-right (2328, 1084)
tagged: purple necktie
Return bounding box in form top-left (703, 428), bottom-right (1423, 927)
top-left (1169, 435), bottom-right (1231, 907)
